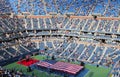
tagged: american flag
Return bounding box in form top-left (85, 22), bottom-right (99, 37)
top-left (50, 62), bottom-right (83, 75)
top-left (37, 61), bottom-right (52, 68)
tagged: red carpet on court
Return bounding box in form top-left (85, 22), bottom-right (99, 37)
top-left (17, 59), bottom-right (39, 66)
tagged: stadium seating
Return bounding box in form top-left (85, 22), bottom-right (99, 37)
top-left (38, 38), bottom-right (119, 67)
top-left (2, 0), bottom-right (118, 17)
top-left (0, 0), bottom-right (120, 77)
top-left (111, 61), bottom-right (120, 77)
top-left (0, 66), bottom-right (32, 77)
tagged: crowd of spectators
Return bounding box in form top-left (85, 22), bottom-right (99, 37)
top-left (0, 0), bottom-right (120, 77)
top-left (38, 37), bottom-right (120, 67)
top-left (111, 60), bottom-right (120, 77)
top-left (3, 0), bottom-right (119, 17)
top-left (0, 66), bottom-right (34, 77)
top-left (0, 37), bottom-right (38, 62)
top-left (0, 0), bottom-right (13, 13)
